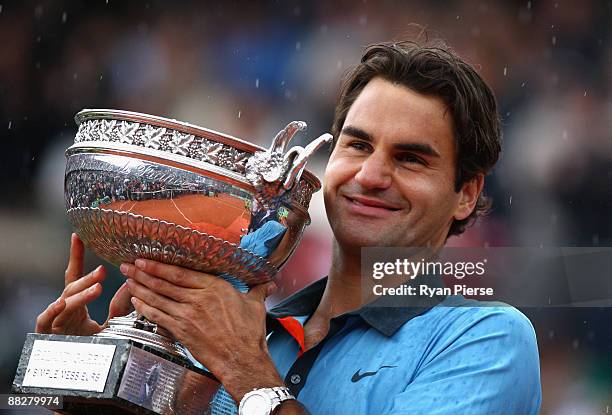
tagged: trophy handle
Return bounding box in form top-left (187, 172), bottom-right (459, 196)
top-left (282, 133), bottom-right (333, 190)
top-left (269, 121), bottom-right (306, 154)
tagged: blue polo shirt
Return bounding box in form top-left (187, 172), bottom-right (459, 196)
top-left (266, 277), bottom-right (542, 415)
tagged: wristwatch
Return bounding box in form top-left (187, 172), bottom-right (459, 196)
top-left (238, 386), bottom-right (295, 415)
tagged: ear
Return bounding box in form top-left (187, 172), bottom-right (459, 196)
top-left (453, 173), bottom-right (485, 221)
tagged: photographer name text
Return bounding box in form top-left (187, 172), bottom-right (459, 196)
top-left (372, 283), bottom-right (494, 297)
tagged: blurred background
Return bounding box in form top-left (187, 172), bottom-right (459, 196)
top-left (0, 0), bottom-right (610, 413)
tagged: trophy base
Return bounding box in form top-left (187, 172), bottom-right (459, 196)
top-left (13, 333), bottom-right (221, 414)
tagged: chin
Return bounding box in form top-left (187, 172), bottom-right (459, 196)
top-left (333, 227), bottom-right (400, 250)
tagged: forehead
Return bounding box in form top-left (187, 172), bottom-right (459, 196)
top-left (343, 77), bottom-right (455, 154)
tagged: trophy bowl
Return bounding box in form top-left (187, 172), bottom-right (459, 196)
top-left (65, 109), bottom-right (330, 286)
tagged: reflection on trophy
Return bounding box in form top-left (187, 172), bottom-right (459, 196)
top-left (12, 109), bottom-right (332, 414)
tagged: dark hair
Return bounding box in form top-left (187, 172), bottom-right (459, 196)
top-left (331, 39), bottom-right (502, 237)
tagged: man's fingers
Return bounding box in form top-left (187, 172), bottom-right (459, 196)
top-left (107, 283), bottom-right (134, 321)
top-left (130, 297), bottom-right (175, 331)
top-left (133, 259), bottom-right (213, 289)
top-left (62, 265), bottom-right (105, 298)
top-left (120, 263), bottom-right (186, 300)
top-left (63, 283), bottom-right (103, 314)
top-left (35, 298), bottom-right (66, 334)
top-left (125, 279), bottom-right (180, 316)
top-left (64, 233), bottom-right (85, 286)
top-left (247, 282), bottom-right (277, 303)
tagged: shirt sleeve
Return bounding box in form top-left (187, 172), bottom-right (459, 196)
top-left (384, 306), bottom-right (542, 415)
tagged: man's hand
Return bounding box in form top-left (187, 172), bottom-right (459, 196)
top-left (35, 233), bottom-right (133, 335)
top-left (120, 259), bottom-right (284, 402)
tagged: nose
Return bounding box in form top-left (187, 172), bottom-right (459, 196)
top-left (354, 151), bottom-right (393, 189)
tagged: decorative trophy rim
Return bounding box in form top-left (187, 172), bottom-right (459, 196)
top-left (72, 108), bottom-right (323, 192)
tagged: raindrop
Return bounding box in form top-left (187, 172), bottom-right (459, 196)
top-left (34, 5), bottom-right (43, 18)
top-left (293, 6), bottom-right (301, 16)
top-left (295, 41), bottom-right (301, 52)
top-left (503, 67), bottom-right (507, 76)
top-left (554, 2), bottom-right (558, 8)
top-left (0, 5), bottom-right (3, 13)
top-left (583, 90), bottom-right (587, 96)
top-left (99, 74), bottom-right (103, 80)
top-left (106, 0), bottom-right (109, 3)
top-left (527, 1), bottom-right (531, 10)
top-left (337, 61), bottom-right (343, 70)
top-left (506, 111), bottom-right (511, 117)
top-left (36, 36), bottom-right (41, 42)
top-left (521, 82), bottom-right (525, 87)
top-left (255, 78), bottom-right (259, 88)
top-left (509, 196), bottom-right (512, 206)
top-left (280, 80), bottom-right (285, 86)
top-left (8, 120), bottom-right (12, 129)
top-left (237, 110), bottom-right (241, 119)
top-left (551, 36), bottom-right (556, 45)
top-left (456, 15), bottom-right (460, 20)
top-left (548, 330), bottom-right (554, 338)
top-left (61, 11), bottom-right (67, 23)
top-left (571, 339), bottom-right (579, 349)
top-left (73, 72), bottom-right (78, 80)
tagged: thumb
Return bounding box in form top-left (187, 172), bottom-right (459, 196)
top-left (247, 282), bottom-right (277, 303)
top-left (107, 283), bottom-right (134, 322)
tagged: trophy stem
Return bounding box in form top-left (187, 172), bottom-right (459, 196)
top-left (97, 311), bottom-right (189, 359)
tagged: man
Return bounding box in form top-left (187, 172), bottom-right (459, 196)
top-left (36, 40), bottom-right (541, 414)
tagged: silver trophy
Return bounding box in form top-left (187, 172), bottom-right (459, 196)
top-left (13, 109), bottom-right (332, 414)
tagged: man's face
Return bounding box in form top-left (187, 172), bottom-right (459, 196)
top-left (324, 77), bottom-right (476, 251)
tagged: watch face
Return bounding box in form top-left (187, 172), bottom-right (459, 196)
top-left (241, 392), bottom-right (272, 415)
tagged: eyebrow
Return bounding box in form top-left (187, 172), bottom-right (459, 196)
top-left (341, 125), bottom-right (441, 158)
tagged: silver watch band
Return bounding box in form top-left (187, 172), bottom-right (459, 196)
top-left (269, 386), bottom-right (293, 409)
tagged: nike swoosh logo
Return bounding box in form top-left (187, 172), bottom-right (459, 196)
top-left (351, 365), bottom-right (397, 383)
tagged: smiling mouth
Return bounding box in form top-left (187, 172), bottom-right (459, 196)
top-left (344, 195), bottom-right (401, 213)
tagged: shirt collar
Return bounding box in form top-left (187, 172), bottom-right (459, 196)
top-left (268, 276), bottom-right (445, 337)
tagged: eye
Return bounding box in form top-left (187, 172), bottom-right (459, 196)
top-left (347, 140), bottom-right (371, 152)
top-left (396, 153), bottom-right (426, 166)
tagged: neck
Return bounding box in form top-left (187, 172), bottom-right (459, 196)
top-left (315, 240), bottom-right (364, 319)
